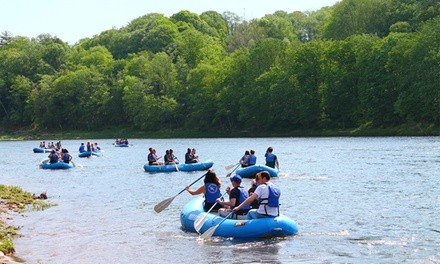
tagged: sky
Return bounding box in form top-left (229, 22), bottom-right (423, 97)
top-left (1, 0), bottom-right (340, 45)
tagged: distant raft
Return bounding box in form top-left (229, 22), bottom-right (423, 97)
top-left (40, 161), bottom-right (74, 170)
top-left (236, 164), bottom-right (279, 178)
top-left (114, 143), bottom-right (130, 147)
top-left (78, 151), bottom-right (103, 158)
top-left (180, 197), bottom-right (298, 239)
top-left (33, 147), bottom-right (52, 153)
top-left (144, 160), bottom-right (214, 173)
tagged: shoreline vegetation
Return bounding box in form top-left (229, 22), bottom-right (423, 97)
top-left (0, 185), bottom-right (52, 263)
top-left (0, 124), bottom-right (439, 140)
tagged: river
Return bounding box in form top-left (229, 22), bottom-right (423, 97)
top-left (0, 137), bottom-right (439, 263)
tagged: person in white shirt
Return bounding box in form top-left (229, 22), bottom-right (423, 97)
top-left (233, 171), bottom-right (281, 219)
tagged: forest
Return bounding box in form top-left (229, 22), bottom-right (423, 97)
top-left (0, 0), bottom-right (439, 136)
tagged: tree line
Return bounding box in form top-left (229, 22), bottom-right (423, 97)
top-left (0, 0), bottom-right (439, 134)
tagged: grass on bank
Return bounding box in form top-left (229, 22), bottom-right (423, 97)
top-left (0, 185), bottom-right (54, 255)
top-left (0, 122), bottom-right (439, 140)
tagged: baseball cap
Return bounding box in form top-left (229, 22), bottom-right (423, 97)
top-left (230, 175), bottom-right (242, 183)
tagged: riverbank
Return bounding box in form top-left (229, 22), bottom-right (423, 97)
top-left (1, 123), bottom-right (439, 140)
top-left (0, 185), bottom-right (51, 263)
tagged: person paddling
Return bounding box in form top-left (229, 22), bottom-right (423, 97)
top-left (185, 169), bottom-right (222, 212)
top-left (216, 175), bottom-right (250, 218)
top-left (233, 171), bottom-right (281, 219)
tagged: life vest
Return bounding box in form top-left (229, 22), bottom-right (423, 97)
top-left (204, 183), bottom-right (221, 203)
top-left (49, 153), bottom-right (58, 163)
top-left (265, 153), bottom-right (275, 162)
top-left (259, 183), bottom-right (281, 215)
top-left (62, 154), bottom-right (71, 163)
top-left (248, 154), bottom-right (257, 165)
top-left (233, 187), bottom-right (250, 211)
top-left (148, 153), bottom-right (157, 164)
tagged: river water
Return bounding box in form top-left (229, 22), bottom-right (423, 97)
top-left (0, 137), bottom-right (439, 263)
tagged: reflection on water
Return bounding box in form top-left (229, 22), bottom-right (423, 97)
top-left (0, 137), bottom-right (439, 263)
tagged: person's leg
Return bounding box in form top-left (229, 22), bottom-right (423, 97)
top-left (246, 209), bottom-right (258, 219)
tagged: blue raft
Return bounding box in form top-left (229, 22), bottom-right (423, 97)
top-left (115, 143), bottom-right (129, 147)
top-left (180, 197), bottom-right (299, 239)
top-left (78, 151), bottom-right (102, 158)
top-left (236, 164), bottom-right (279, 178)
top-left (144, 160), bottom-right (214, 173)
top-left (33, 147), bottom-right (52, 153)
top-left (40, 161), bottom-right (74, 170)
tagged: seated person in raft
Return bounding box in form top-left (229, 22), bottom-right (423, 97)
top-left (216, 175), bottom-right (251, 219)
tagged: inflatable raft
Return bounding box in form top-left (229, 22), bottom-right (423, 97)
top-left (180, 197), bottom-right (298, 239)
top-left (115, 143), bottom-right (129, 147)
top-left (236, 164), bottom-right (279, 178)
top-left (78, 151), bottom-right (102, 158)
top-left (33, 147), bottom-right (52, 153)
top-left (144, 160), bottom-right (214, 173)
top-left (40, 161), bottom-right (74, 169)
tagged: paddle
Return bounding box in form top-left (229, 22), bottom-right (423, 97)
top-left (194, 191), bottom-right (227, 233)
top-left (200, 211), bottom-right (234, 240)
top-left (225, 163), bottom-right (240, 178)
top-left (154, 173), bottom-right (206, 213)
top-left (224, 163), bottom-right (239, 170)
top-left (174, 157), bottom-right (180, 172)
top-left (71, 160), bottom-right (83, 168)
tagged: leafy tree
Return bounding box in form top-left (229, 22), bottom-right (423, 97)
top-left (391, 17), bottom-right (440, 124)
top-left (33, 68), bottom-right (111, 129)
top-left (322, 0), bottom-right (389, 39)
top-left (8, 75), bottom-right (32, 125)
top-left (319, 39), bottom-right (360, 128)
top-left (200, 11), bottom-right (229, 44)
top-left (176, 29), bottom-right (225, 69)
top-left (122, 52), bottom-right (179, 130)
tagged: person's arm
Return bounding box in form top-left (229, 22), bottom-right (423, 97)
top-left (216, 187), bottom-right (235, 207)
top-left (186, 185), bottom-right (205, 195)
top-left (233, 193), bottom-right (258, 212)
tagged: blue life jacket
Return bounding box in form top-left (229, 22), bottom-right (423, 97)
top-left (248, 154), bottom-right (257, 165)
top-left (49, 153), bottom-right (58, 163)
top-left (79, 145), bottom-right (85, 153)
top-left (265, 153), bottom-right (275, 162)
top-left (234, 187), bottom-right (250, 211)
top-left (204, 183), bottom-right (221, 203)
top-left (62, 154), bottom-right (71, 163)
top-left (259, 183), bottom-right (281, 207)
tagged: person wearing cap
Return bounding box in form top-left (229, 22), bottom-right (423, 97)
top-left (216, 175), bottom-right (250, 218)
top-left (233, 171), bottom-right (281, 219)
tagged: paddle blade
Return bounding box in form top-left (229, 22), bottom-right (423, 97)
top-left (154, 196), bottom-right (176, 213)
top-left (194, 213), bottom-right (208, 233)
top-left (200, 224), bottom-right (218, 240)
top-left (224, 163), bottom-right (238, 170)
top-left (71, 161), bottom-right (83, 168)
top-left (225, 169), bottom-right (236, 178)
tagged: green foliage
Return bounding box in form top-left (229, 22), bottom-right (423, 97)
top-left (0, 238), bottom-right (14, 255)
top-left (0, 1), bottom-right (439, 134)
